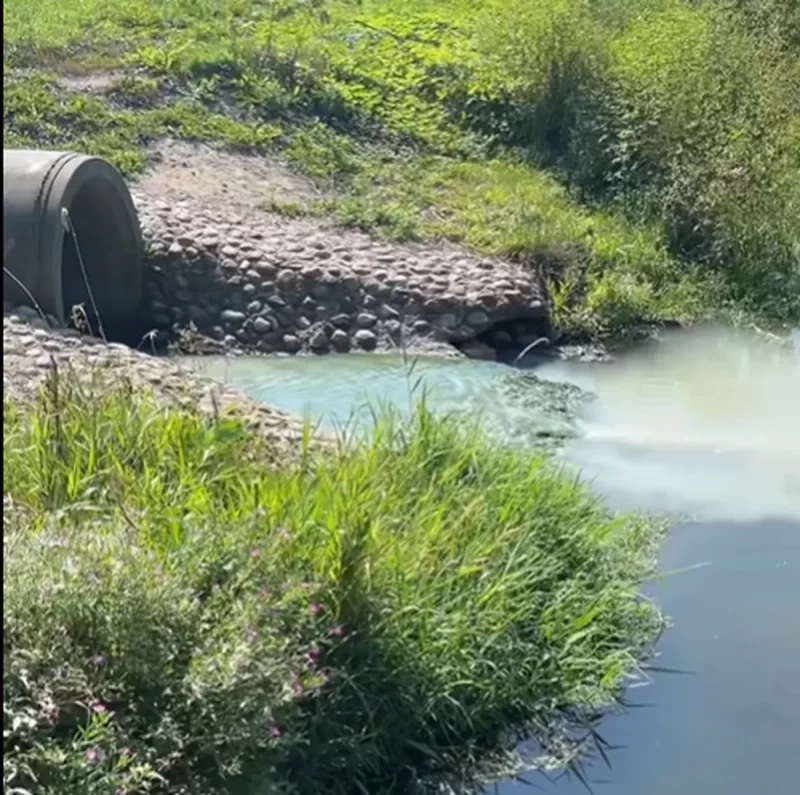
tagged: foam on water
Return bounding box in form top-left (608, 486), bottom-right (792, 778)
top-left (534, 325), bottom-right (800, 522)
top-left (189, 324), bottom-right (799, 522)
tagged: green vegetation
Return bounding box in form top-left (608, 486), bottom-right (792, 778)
top-left (2, 1), bottom-right (794, 787)
top-left (4, 368), bottom-right (664, 793)
top-left (4, 0), bottom-right (798, 336)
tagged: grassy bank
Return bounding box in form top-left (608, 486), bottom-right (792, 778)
top-left (3, 367), bottom-right (664, 793)
top-left (4, 0), bottom-right (798, 337)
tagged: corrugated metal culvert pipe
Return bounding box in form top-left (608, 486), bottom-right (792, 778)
top-left (3, 149), bottom-right (144, 340)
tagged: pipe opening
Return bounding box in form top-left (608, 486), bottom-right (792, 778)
top-left (61, 176), bottom-right (144, 344)
top-left (465, 315), bottom-right (555, 363)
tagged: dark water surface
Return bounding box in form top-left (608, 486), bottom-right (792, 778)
top-left (495, 519), bottom-right (800, 795)
top-left (188, 326), bottom-right (800, 795)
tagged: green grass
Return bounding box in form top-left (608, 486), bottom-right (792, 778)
top-left (4, 0), bottom-right (798, 337)
top-left (3, 366), bottom-right (665, 794)
top-left (326, 155), bottom-right (720, 335)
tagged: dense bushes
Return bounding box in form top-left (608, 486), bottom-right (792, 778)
top-left (3, 371), bottom-right (663, 794)
top-left (460, 0), bottom-right (800, 320)
top-left (726, 0), bottom-right (800, 50)
top-left (582, 3), bottom-right (799, 317)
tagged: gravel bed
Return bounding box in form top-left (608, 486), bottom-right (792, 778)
top-left (3, 309), bottom-right (311, 454)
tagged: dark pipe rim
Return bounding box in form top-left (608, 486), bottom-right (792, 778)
top-left (42, 155), bottom-right (144, 328)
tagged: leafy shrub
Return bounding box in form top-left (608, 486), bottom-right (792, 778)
top-left (462, 0), bottom-right (800, 323)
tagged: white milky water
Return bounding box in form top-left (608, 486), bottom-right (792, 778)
top-left (534, 325), bottom-right (800, 523)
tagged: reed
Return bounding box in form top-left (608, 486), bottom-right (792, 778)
top-left (3, 363), bottom-right (664, 793)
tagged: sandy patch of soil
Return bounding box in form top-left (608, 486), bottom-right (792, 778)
top-left (134, 140), bottom-right (327, 220)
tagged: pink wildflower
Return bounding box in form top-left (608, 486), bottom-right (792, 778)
top-left (305, 647), bottom-right (322, 668)
top-left (85, 747), bottom-right (105, 764)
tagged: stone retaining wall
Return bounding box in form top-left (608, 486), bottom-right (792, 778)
top-left (136, 197), bottom-right (552, 359)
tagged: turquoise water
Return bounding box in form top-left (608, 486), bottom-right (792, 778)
top-left (187, 325), bottom-right (800, 794)
top-left (189, 353), bottom-right (583, 450)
